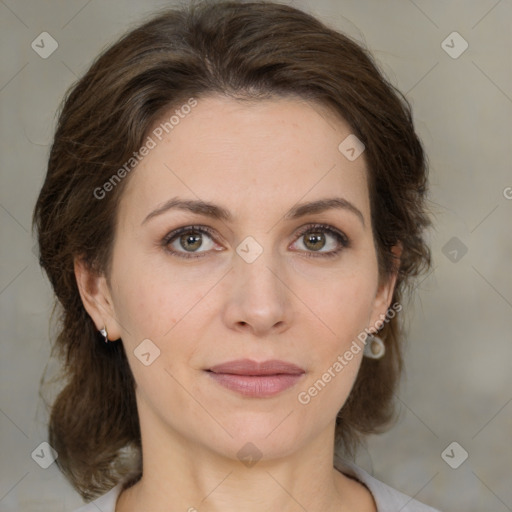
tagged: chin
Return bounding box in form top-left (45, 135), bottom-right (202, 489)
top-left (217, 418), bottom-right (307, 458)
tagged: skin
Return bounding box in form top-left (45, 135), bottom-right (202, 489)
top-left (75, 94), bottom-right (401, 512)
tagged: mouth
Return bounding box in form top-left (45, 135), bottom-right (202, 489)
top-left (205, 359), bottom-right (305, 397)
top-left (207, 358), bottom-right (305, 376)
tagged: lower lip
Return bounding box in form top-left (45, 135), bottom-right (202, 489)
top-left (207, 372), bottom-right (304, 397)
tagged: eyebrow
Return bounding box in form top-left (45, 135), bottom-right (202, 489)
top-left (142, 196), bottom-right (365, 227)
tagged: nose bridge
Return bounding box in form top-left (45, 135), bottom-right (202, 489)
top-left (226, 235), bottom-right (290, 331)
top-left (235, 238), bottom-right (283, 302)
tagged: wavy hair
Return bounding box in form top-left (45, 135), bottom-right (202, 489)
top-left (33, 0), bottom-right (432, 501)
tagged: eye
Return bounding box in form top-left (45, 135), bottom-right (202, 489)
top-left (162, 225), bottom-right (219, 259)
top-left (162, 223), bottom-right (350, 260)
top-left (291, 223), bottom-right (350, 259)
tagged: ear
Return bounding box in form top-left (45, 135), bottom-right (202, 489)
top-left (368, 243), bottom-right (403, 331)
top-left (74, 256), bottom-right (123, 341)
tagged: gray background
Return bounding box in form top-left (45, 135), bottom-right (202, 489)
top-left (1, 0), bottom-right (511, 511)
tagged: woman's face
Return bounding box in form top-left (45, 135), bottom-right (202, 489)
top-left (80, 94), bottom-right (398, 461)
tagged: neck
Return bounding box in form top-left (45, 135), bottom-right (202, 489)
top-left (115, 405), bottom-right (362, 512)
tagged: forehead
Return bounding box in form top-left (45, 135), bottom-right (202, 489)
top-left (117, 94), bottom-right (370, 226)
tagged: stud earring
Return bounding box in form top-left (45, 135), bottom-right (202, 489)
top-left (99, 326), bottom-right (108, 343)
top-left (363, 333), bottom-right (385, 359)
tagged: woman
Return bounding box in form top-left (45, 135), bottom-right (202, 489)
top-left (33, 1), bottom-right (439, 511)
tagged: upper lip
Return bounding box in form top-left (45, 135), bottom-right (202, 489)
top-left (207, 359), bottom-right (305, 376)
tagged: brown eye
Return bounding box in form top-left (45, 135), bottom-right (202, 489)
top-left (178, 232), bottom-right (204, 252)
top-left (303, 231), bottom-right (327, 251)
top-left (292, 224), bottom-right (350, 259)
top-left (163, 226), bottom-right (218, 259)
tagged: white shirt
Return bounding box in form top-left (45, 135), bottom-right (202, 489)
top-left (73, 459), bottom-right (441, 512)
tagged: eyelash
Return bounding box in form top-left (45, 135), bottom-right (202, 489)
top-left (161, 223), bottom-right (350, 260)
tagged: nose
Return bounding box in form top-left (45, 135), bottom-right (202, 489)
top-left (221, 247), bottom-right (292, 337)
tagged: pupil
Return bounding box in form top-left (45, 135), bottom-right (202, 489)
top-left (306, 233), bottom-right (325, 251)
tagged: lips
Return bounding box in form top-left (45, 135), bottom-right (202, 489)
top-left (207, 359), bottom-right (305, 376)
top-left (206, 359), bottom-right (305, 398)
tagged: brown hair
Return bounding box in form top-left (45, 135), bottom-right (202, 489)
top-left (33, 0), bottom-right (432, 501)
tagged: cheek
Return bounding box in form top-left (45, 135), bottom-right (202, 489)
top-left (298, 269), bottom-right (375, 401)
top-left (296, 338), bottom-right (363, 423)
top-left (110, 254), bottom-right (217, 356)
top-left (109, 247), bottom-right (177, 340)
top-left (317, 272), bottom-right (376, 342)
top-left (290, 245), bottom-right (379, 333)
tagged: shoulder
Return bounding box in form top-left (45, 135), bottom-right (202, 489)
top-left (334, 457), bottom-right (442, 512)
top-left (72, 483), bottom-right (123, 512)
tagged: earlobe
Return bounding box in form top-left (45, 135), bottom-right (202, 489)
top-left (73, 256), bottom-right (122, 340)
